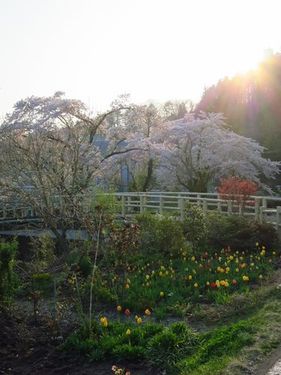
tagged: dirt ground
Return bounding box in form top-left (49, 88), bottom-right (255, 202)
top-left (0, 306), bottom-right (160, 375)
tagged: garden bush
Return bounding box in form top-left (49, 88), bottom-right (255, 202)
top-left (182, 203), bottom-right (208, 248)
top-left (136, 213), bottom-right (187, 257)
top-left (146, 322), bottom-right (199, 371)
top-left (206, 213), bottom-right (279, 252)
top-left (0, 239), bottom-right (18, 302)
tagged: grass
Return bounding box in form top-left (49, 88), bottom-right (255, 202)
top-left (63, 284), bottom-right (281, 374)
top-left (179, 291), bottom-right (281, 375)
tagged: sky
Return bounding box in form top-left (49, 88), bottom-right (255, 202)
top-left (0, 0), bottom-right (281, 116)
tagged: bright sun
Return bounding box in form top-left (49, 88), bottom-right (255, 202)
top-left (226, 50), bottom-right (265, 77)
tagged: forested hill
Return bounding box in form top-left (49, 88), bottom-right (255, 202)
top-left (196, 52), bottom-right (281, 165)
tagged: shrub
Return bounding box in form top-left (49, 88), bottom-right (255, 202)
top-left (136, 213), bottom-right (187, 257)
top-left (182, 203), bottom-right (208, 248)
top-left (32, 272), bottom-right (53, 295)
top-left (206, 214), bottom-right (278, 252)
top-left (146, 322), bottom-right (199, 371)
top-left (0, 239), bottom-right (18, 302)
top-left (79, 255), bottom-right (93, 277)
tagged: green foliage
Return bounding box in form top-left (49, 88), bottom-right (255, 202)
top-left (79, 255), bottom-right (93, 278)
top-left (182, 203), bottom-right (208, 248)
top-left (178, 319), bottom-right (256, 374)
top-left (136, 213), bottom-right (187, 256)
top-left (90, 190), bottom-right (119, 214)
top-left (64, 320), bottom-right (164, 362)
top-left (31, 272), bottom-right (53, 296)
top-left (146, 322), bottom-right (199, 371)
top-left (64, 291), bottom-right (281, 374)
top-left (206, 214), bottom-right (278, 251)
top-left (0, 239), bottom-right (18, 302)
top-left (29, 234), bottom-right (56, 271)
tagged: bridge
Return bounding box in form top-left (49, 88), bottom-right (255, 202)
top-left (0, 191), bottom-right (281, 238)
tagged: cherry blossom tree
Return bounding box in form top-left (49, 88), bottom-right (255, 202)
top-left (156, 112), bottom-right (280, 192)
top-left (110, 103), bottom-right (162, 191)
top-left (0, 93), bottom-right (142, 250)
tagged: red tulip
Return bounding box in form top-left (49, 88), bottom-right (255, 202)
top-left (124, 308), bottom-right (131, 316)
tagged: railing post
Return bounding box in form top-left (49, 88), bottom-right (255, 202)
top-left (159, 196), bottom-right (163, 215)
top-left (238, 204), bottom-right (242, 216)
top-left (276, 206), bottom-right (281, 231)
top-left (227, 200), bottom-right (232, 216)
top-left (217, 200), bottom-right (222, 213)
top-left (127, 196), bottom-right (131, 214)
top-left (143, 193), bottom-right (147, 213)
top-left (140, 195), bottom-right (144, 213)
top-left (197, 194), bottom-right (201, 207)
top-left (121, 195), bottom-right (126, 216)
top-left (254, 198), bottom-right (260, 221)
top-left (259, 206), bottom-right (265, 223)
top-left (202, 199), bottom-right (207, 214)
top-left (179, 197), bottom-right (184, 221)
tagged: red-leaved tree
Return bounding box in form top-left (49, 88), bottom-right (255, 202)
top-left (218, 177), bottom-right (258, 211)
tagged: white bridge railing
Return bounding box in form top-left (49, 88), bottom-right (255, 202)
top-left (0, 191), bottom-right (281, 233)
top-left (112, 192), bottom-right (281, 232)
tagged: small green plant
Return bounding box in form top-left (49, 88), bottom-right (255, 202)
top-left (31, 272), bottom-right (53, 295)
top-left (64, 320), bottom-right (164, 362)
top-left (0, 239), bottom-right (18, 303)
top-left (146, 322), bottom-right (199, 371)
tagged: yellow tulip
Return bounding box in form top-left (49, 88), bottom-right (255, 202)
top-left (100, 317), bottom-right (108, 327)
